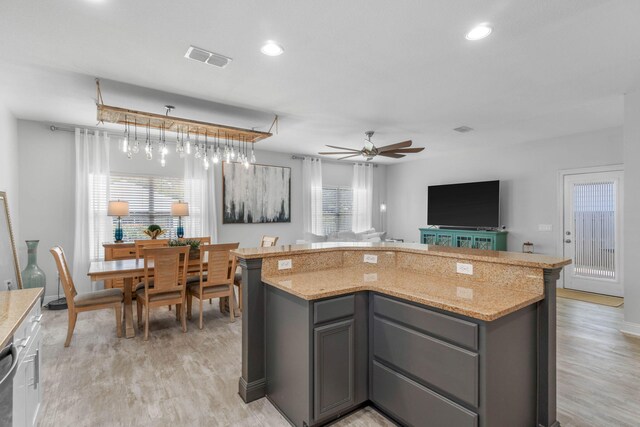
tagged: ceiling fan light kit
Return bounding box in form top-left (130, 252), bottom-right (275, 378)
top-left (319, 130), bottom-right (425, 161)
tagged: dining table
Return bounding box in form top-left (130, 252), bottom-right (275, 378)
top-left (87, 255), bottom-right (232, 338)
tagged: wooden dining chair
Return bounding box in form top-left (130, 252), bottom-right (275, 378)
top-left (133, 239), bottom-right (170, 294)
top-left (136, 246), bottom-right (189, 340)
top-left (50, 246), bottom-right (123, 347)
top-left (233, 235), bottom-right (279, 313)
top-left (260, 235), bottom-right (279, 247)
top-left (187, 243), bottom-right (240, 329)
top-left (134, 239), bottom-right (170, 259)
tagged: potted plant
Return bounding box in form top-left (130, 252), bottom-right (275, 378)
top-left (168, 239), bottom-right (202, 260)
top-left (143, 224), bottom-right (166, 239)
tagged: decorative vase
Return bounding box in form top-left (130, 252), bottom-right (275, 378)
top-left (21, 240), bottom-right (46, 289)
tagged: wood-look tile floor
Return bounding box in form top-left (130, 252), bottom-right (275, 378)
top-left (37, 297), bottom-right (640, 427)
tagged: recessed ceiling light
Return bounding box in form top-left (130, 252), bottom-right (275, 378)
top-left (465, 24), bottom-right (493, 41)
top-left (261, 41), bottom-right (284, 56)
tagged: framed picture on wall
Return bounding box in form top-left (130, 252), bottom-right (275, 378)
top-left (222, 162), bottom-right (291, 224)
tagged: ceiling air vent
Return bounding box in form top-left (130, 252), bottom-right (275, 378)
top-left (184, 46), bottom-right (232, 68)
top-left (453, 126), bottom-right (474, 133)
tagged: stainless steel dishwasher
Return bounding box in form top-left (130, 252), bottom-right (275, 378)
top-left (0, 341), bottom-right (18, 427)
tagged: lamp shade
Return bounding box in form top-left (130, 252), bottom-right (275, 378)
top-left (171, 202), bottom-right (189, 217)
top-left (107, 201), bottom-right (129, 217)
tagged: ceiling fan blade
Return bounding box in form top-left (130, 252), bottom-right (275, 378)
top-left (378, 152), bottom-right (406, 159)
top-left (377, 140), bottom-right (413, 152)
top-left (383, 147), bottom-right (425, 154)
top-left (318, 151), bottom-right (362, 155)
top-left (337, 154), bottom-right (362, 160)
top-left (326, 145), bottom-right (360, 152)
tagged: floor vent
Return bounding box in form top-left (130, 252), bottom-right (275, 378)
top-left (184, 46), bottom-right (232, 68)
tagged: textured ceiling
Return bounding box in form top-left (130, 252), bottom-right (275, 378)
top-left (0, 0), bottom-right (638, 163)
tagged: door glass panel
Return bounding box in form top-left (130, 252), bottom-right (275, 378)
top-left (573, 181), bottom-right (616, 280)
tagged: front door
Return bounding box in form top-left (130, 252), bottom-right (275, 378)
top-left (563, 170), bottom-right (623, 296)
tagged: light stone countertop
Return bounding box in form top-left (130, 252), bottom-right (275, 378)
top-left (0, 288), bottom-right (44, 348)
top-left (232, 242), bottom-right (571, 269)
top-left (262, 266), bottom-right (544, 321)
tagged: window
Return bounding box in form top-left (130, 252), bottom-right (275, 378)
top-left (322, 186), bottom-right (352, 234)
top-left (110, 174), bottom-right (185, 241)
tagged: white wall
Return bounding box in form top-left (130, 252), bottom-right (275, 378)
top-left (0, 102), bottom-right (19, 291)
top-left (17, 120), bottom-right (387, 297)
top-left (622, 90), bottom-right (640, 335)
top-left (385, 127), bottom-right (624, 256)
top-left (0, 103), bottom-right (19, 232)
top-left (17, 121), bottom-right (75, 296)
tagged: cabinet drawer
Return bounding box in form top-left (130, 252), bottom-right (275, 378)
top-left (372, 361), bottom-right (477, 427)
top-left (373, 317), bottom-right (479, 407)
top-left (110, 246), bottom-right (136, 260)
top-left (373, 295), bottom-right (478, 351)
top-left (314, 295), bottom-right (354, 325)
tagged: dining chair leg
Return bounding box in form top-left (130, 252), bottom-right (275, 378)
top-left (144, 306), bottom-right (150, 341)
top-left (136, 299), bottom-right (143, 330)
top-left (115, 304), bottom-right (123, 338)
top-left (209, 299), bottom-right (212, 305)
top-left (199, 298), bottom-right (204, 330)
top-left (187, 293), bottom-right (193, 320)
top-left (181, 302), bottom-right (187, 333)
top-left (175, 303), bottom-right (180, 321)
top-left (65, 312), bottom-right (78, 347)
top-left (238, 283), bottom-right (243, 312)
top-left (168, 305), bottom-right (172, 311)
top-left (229, 290), bottom-right (236, 323)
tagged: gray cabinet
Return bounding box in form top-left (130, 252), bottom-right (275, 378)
top-left (371, 294), bottom-right (538, 427)
top-left (265, 287), bottom-right (366, 427)
top-left (313, 319), bottom-right (355, 419)
top-left (265, 287), bottom-right (538, 427)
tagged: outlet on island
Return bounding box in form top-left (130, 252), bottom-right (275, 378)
top-left (456, 262), bottom-right (474, 275)
top-left (364, 254), bottom-right (378, 264)
top-left (278, 259), bottom-right (292, 270)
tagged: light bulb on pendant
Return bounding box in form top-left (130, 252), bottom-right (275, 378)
top-left (250, 148), bottom-right (256, 164)
top-left (133, 140), bottom-right (140, 154)
top-left (203, 157), bottom-right (209, 170)
top-left (230, 144), bottom-right (236, 160)
top-left (162, 144), bottom-right (168, 156)
top-left (122, 135), bottom-right (129, 153)
top-left (160, 154), bottom-right (166, 167)
top-left (186, 139), bottom-right (191, 154)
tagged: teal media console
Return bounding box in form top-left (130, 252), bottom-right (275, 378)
top-left (419, 228), bottom-right (507, 251)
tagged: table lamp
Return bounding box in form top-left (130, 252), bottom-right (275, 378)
top-left (108, 200), bottom-right (129, 243)
top-left (171, 201), bottom-right (189, 238)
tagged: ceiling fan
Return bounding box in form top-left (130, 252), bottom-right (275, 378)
top-left (318, 131), bottom-right (424, 161)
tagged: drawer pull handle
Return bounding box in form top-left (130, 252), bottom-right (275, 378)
top-left (32, 314), bottom-right (43, 323)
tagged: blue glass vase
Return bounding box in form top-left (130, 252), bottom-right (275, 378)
top-left (21, 240), bottom-right (46, 289)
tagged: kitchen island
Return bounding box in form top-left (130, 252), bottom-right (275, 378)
top-left (232, 243), bottom-right (571, 427)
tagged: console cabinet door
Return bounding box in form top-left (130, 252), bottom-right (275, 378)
top-left (313, 319), bottom-right (355, 420)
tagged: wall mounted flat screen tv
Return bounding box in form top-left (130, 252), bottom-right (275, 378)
top-left (427, 180), bottom-right (500, 228)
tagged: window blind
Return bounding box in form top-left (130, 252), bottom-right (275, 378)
top-left (109, 174), bottom-right (186, 241)
top-left (322, 186), bottom-right (353, 234)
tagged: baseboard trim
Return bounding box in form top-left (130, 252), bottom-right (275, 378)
top-left (238, 376), bottom-right (266, 403)
top-left (620, 321), bottom-right (640, 337)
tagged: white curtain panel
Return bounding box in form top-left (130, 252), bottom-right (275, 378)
top-left (302, 157), bottom-right (323, 235)
top-left (352, 163), bottom-right (373, 232)
top-left (184, 154), bottom-right (218, 241)
top-left (73, 129), bottom-right (112, 292)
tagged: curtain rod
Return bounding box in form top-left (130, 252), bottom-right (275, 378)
top-left (291, 155), bottom-right (378, 167)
